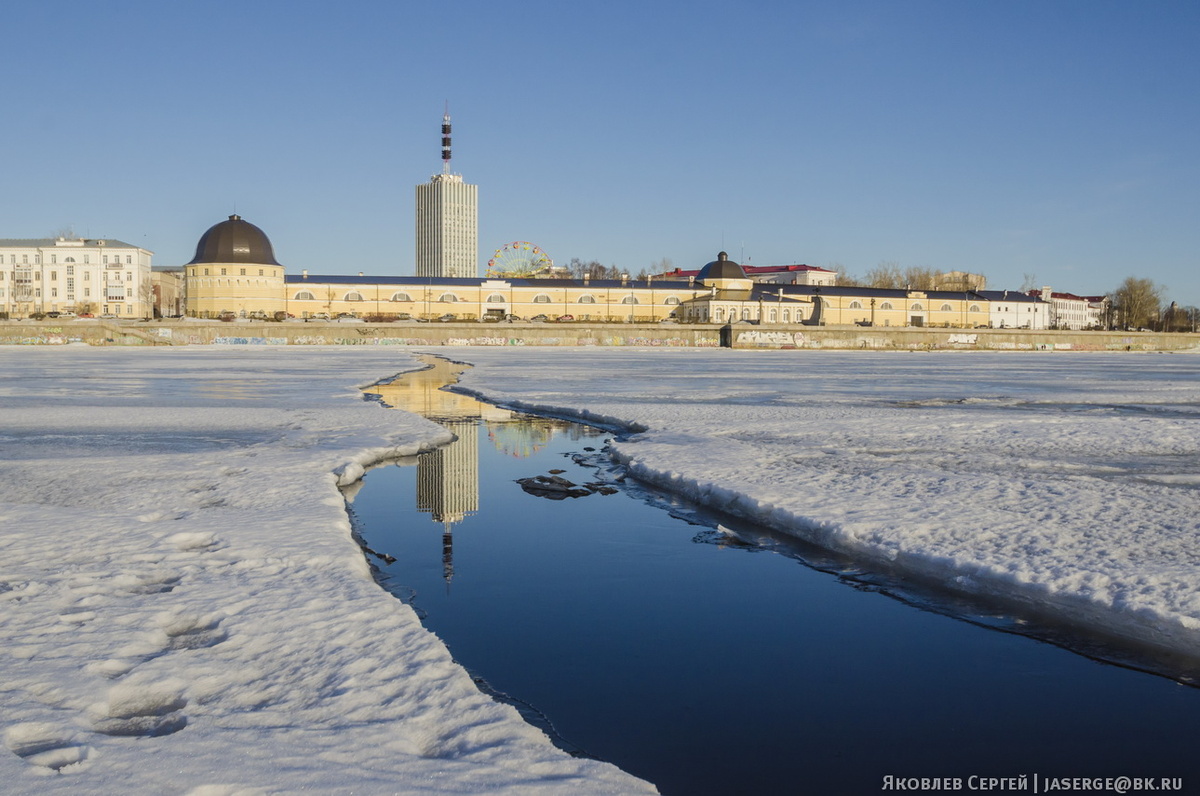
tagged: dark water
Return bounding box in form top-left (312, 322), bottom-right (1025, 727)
top-left (350, 359), bottom-right (1200, 795)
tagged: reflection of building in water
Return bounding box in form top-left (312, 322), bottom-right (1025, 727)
top-left (416, 419), bottom-right (479, 585)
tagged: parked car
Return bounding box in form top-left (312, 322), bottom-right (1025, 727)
top-left (100, 314), bottom-right (118, 319)
top-left (308, 313), bottom-right (331, 321)
top-left (504, 314), bottom-right (521, 322)
top-left (436, 314), bottom-right (457, 322)
top-left (530, 314), bottom-right (548, 322)
top-left (555, 314), bottom-right (574, 323)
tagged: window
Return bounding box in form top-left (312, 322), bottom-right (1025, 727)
top-left (294, 291), bottom-right (315, 301)
top-left (533, 293), bottom-right (552, 303)
top-left (65, 257), bottom-right (75, 263)
top-left (715, 308), bottom-right (724, 321)
top-left (51, 255), bottom-right (56, 264)
top-left (103, 256), bottom-right (108, 265)
top-left (258, 269), bottom-right (264, 276)
top-left (391, 292), bottom-right (413, 302)
top-left (577, 294), bottom-right (596, 304)
top-left (220, 268), bottom-right (227, 275)
top-left (345, 291), bottom-right (364, 301)
top-left (204, 268), bottom-right (210, 276)
top-left (66, 265), bottom-right (74, 276)
top-left (240, 268), bottom-right (246, 276)
top-left (910, 302), bottom-right (924, 311)
top-left (50, 271), bottom-right (57, 281)
top-left (940, 303), bottom-right (953, 312)
top-left (84, 256), bottom-right (89, 264)
top-left (741, 308), bottom-right (750, 320)
top-left (849, 300), bottom-right (863, 309)
top-left (880, 301), bottom-right (894, 310)
top-left (664, 296), bottom-right (680, 305)
top-left (621, 295), bottom-right (639, 305)
top-left (126, 256), bottom-right (132, 265)
top-left (783, 310), bottom-right (790, 323)
top-left (485, 293), bottom-right (506, 303)
top-left (51, 288), bottom-right (58, 298)
top-left (438, 293), bottom-right (458, 303)
top-left (769, 309), bottom-right (777, 322)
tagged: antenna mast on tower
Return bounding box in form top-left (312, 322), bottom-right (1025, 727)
top-left (441, 101), bottom-right (452, 175)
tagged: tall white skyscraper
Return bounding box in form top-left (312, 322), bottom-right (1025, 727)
top-left (415, 110), bottom-right (478, 278)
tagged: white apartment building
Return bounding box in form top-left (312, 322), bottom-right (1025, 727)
top-left (415, 172), bottom-right (478, 278)
top-left (1035, 287), bottom-right (1108, 330)
top-left (0, 237), bottom-right (153, 318)
top-left (978, 290), bottom-right (1049, 329)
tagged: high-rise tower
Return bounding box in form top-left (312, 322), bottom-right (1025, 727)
top-left (415, 109), bottom-right (478, 278)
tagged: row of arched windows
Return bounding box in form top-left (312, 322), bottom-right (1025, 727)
top-left (291, 290), bottom-right (684, 305)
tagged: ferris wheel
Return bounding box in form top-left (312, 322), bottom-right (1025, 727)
top-left (485, 241), bottom-right (554, 278)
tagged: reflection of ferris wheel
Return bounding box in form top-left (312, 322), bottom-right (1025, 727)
top-left (486, 241), bottom-right (554, 278)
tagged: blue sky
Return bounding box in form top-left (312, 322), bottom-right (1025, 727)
top-left (6, 0), bottom-right (1198, 304)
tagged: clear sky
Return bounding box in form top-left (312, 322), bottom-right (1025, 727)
top-left (6, 0), bottom-right (1198, 304)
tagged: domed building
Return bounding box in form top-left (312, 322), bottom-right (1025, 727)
top-left (184, 215), bottom-right (286, 319)
top-left (696, 251), bottom-right (752, 291)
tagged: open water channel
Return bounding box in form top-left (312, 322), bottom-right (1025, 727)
top-left (349, 357), bottom-right (1200, 795)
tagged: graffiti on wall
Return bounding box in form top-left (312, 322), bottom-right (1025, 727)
top-left (736, 330), bottom-right (805, 347)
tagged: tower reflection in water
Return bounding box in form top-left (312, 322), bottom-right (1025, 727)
top-left (364, 357), bottom-right (593, 587)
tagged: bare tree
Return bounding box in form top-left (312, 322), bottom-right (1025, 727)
top-left (901, 266), bottom-right (937, 291)
top-left (827, 262), bottom-right (858, 287)
top-left (1111, 276), bottom-right (1164, 330)
top-left (1020, 273), bottom-right (1040, 293)
top-left (863, 261), bottom-right (903, 289)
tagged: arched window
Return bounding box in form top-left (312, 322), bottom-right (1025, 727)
top-left (577, 294), bottom-right (597, 304)
top-left (345, 291), bottom-right (364, 302)
top-left (880, 301), bottom-right (894, 310)
top-left (621, 296), bottom-right (639, 305)
top-left (438, 293), bottom-right (458, 303)
top-left (714, 308), bottom-right (724, 321)
top-left (533, 293), bottom-right (552, 303)
top-left (910, 302), bottom-right (924, 311)
top-left (664, 296), bottom-right (680, 305)
top-left (741, 308), bottom-right (751, 320)
top-left (969, 304), bottom-right (981, 313)
top-left (293, 290), bottom-right (315, 301)
top-left (485, 293), bottom-right (506, 303)
top-left (391, 292), bottom-right (413, 302)
top-left (940, 303), bottom-right (953, 312)
top-left (849, 300), bottom-right (863, 309)
top-left (783, 309), bottom-right (790, 323)
top-left (64, 257), bottom-right (76, 263)
top-left (769, 308), bottom-right (778, 322)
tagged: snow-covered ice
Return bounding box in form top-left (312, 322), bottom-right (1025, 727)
top-left (3, 344), bottom-right (1199, 793)
top-left (447, 347), bottom-right (1200, 670)
top-left (0, 347), bottom-right (655, 794)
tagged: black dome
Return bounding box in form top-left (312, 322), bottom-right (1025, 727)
top-left (697, 251), bottom-right (745, 282)
top-left (188, 215), bottom-right (281, 266)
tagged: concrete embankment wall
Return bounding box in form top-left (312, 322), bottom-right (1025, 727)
top-left (1, 320), bottom-right (1198, 352)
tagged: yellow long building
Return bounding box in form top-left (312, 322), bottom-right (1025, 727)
top-left (183, 216), bottom-right (1046, 329)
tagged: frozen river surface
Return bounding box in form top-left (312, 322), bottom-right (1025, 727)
top-left (1, 346), bottom-right (1198, 794)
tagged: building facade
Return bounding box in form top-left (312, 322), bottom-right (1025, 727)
top-left (415, 174), bottom-right (478, 279)
top-left (0, 237), bottom-right (153, 318)
top-left (1034, 288), bottom-right (1108, 330)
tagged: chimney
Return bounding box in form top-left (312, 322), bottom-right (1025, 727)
top-left (302, 270), bottom-right (309, 279)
